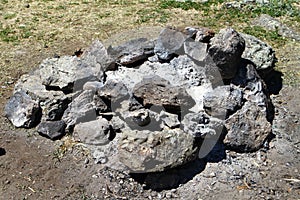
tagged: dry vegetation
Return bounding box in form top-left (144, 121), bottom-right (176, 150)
top-left (0, 0), bottom-right (299, 103)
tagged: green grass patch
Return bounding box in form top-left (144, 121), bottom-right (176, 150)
top-left (0, 25), bottom-right (18, 42)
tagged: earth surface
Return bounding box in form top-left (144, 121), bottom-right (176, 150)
top-left (0, 1), bottom-right (299, 199)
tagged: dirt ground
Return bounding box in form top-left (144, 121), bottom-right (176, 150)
top-left (0, 1), bottom-right (300, 199)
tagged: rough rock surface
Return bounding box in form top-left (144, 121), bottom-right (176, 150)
top-left (241, 33), bottom-right (276, 71)
top-left (62, 90), bottom-right (98, 130)
top-left (73, 117), bottom-right (111, 146)
top-left (133, 76), bottom-right (195, 111)
top-left (5, 91), bottom-right (41, 128)
top-left (5, 26), bottom-right (276, 174)
top-left (253, 14), bottom-right (300, 42)
top-left (154, 28), bottom-right (188, 61)
top-left (37, 120), bottom-right (66, 140)
top-left (207, 28), bottom-right (245, 79)
top-left (203, 85), bottom-right (243, 118)
top-left (224, 102), bottom-right (272, 152)
top-left (118, 129), bottom-right (197, 172)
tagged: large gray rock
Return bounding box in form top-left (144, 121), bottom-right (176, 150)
top-left (225, 62), bottom-right (273, 152)
top-left (14, 72), bottom-right (71, 121)
top-left (224, 102), bottom-right (272, 152)
top-left (241, 33), bottom-right (276, 71)
top-left (154, 28), bottom-right (188, 61)
top-left (37, 120), bottom-right (66, 140)
top-left (253, 14), bottom-right (300, 42)
top-left (118, 129), bottom-right (197, 172)
top-left (184, 40), bottom-right (207, 62)
top-left (133, 75), bottom-right (195, 112)
top-left (207, 28), bottom-right (245, 79)
top-left (203, 85), bottom-right (243, 119)
top-left (81, 40), bottom-right (116, 71)
top-left (73, 117), bottom-right (111, 146)
top-left (62, 90), bottom-right (98, 130)
top-left (39, 55), bottom-right (101, 91)
top-left (4, 91), bottom-right (41, 128)
top-left (108, 38), bottom-right (155, 66)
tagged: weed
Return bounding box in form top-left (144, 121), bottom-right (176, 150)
top-left (3, 13), bottom-right (16, 20)
top-left (0, 25), bottom-right (18, 42)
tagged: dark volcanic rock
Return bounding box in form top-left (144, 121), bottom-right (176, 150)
top-left (207, 28), bottom-right (245, 79)
top-left (224, 102), bottom-right (272, 152)
top-left (109, 38), bottom-right (155, 66)
top-left (37, 120), bottom-right (66, 140)
top-left (225, 62), bottom-right (274, 152)
top-left (5, 91), bottom-right (41, 128)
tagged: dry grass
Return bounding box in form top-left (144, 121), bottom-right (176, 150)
top-left (0, 0), bottom-right (299, 102)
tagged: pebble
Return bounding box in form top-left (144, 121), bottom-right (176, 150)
top-left (165, 192), bottom-right (172, 198)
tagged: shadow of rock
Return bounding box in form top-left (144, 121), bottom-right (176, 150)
top-left (130, 158), bottom-right (207, 191)
top-left (0, 148), bottom-right (6, 156)
top-left (130, 141), bottom-right (226, 191)
top-left (261, 69), bottom-right (283, 95)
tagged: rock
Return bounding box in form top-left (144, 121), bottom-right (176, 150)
top-left (182, 112), bottom-right (224, 138)
top-left (37, 120), bottom-right (66, 140)
top-left (232, 62), bottom-right (274, 121)
top-left (132, 75), bottom-right (195, 113)
top-left (207, 28), bottom-right (245, 79)
top-left (81, 39), bottom-right (116, 71)
top-left (4, 91), bottom-right (41, 128)
top-left (226, 62), bottom-right (273, 152)
top-left (159, 111), bottom-right (180, 129)
top-left (241, 33), bottom-right (276, 71)
top-left (73, 117), bottom-right (111, 146)
top-left (118, 129), bottom-right (197, 172)
top-left (154, 28), bottom-right (188, 61)
top-left (83, 81), bottom-right (103, 91)
top-left (14, 72), bottom-right (72, 121)
top-left (203, 85), bottom-right (243, 118)
top-left (252, 14), bottom-right (300, 42)
top-left (96, 79), bottom-right (130, 112)
top-left (184, 40), bottom-right (207, 62)
top-left (39, 55), bottom-right (101, 92)
top-left (194, 27), bottom-right (215, 43)
top-left (109, 38), bottom-right (155, 66)
top-left (224, 101), bottom-right (272, 152)
top-left (62, 90), bottom-right (98, 130)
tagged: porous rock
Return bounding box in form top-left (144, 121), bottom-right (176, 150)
top-left (224, 102), bottom-right (272, 152)
top-left (118, 129), bottom-right (197, 172)
top-left (207, 28), bottom-right (245, 79)
top-left (241, 33), bottom-right (276, 71)
top-left (225, 62), bottom-right (273, 152)
top-left (182, 112), bottom-right (224, 138)
top-left (133, 75), bottom-right (196, 112)
top-left (203, 85), bottom-right (243, 119)
top-left (39, 55), bottom-right (101, 91)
